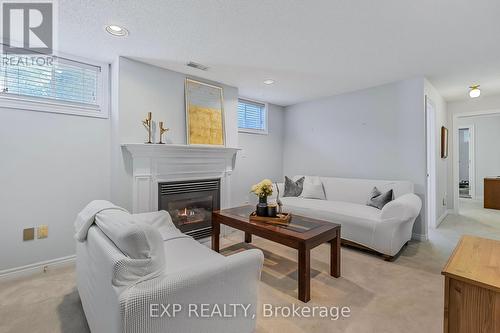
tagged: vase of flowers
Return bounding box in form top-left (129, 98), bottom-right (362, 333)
top-left (251, 179), bottom-right (273, 217)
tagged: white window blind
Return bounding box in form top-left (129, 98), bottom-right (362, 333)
top-left (238, 98), bottom-right (267, 133)
top-left (0, 55), bottom-right (107, 117)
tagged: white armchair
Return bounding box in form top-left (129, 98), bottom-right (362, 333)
top-left (76, 204), bottom-right (264, 333)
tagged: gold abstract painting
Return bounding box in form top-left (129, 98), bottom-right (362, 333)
top-left (185, 79), bottom-right (225, 146)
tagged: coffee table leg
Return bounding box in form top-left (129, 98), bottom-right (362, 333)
top-left (212, 218), bottom-right (220, 252)
top-left (298, 245), bottom-right (311, 303)
top-left (330, 229), bottom-right (341, 278)
top-left (244, 232), bottom-right (252, 243)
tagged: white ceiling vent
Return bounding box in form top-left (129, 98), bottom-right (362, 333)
top-left (187, 61), bottom-right (209, 71)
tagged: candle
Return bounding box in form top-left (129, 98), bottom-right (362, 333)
top-left (267, 204), bottom-right (277, 218)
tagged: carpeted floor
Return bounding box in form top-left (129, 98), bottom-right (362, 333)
top-left (1, 199), bottom-right (499, 333)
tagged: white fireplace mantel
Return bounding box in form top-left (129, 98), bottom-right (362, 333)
top-left (122, 143), bottom-right (240, 213)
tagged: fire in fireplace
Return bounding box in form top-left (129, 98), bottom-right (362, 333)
top-left (158, 179), bottom-right (220, 239)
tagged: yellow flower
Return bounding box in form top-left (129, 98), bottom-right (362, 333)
top-left (251, 179), bottom-right (273, 198)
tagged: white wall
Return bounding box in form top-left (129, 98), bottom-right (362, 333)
top-left (282, 78), bottom-right (427, 237)
top-left (112, 57), bottom-right (240, 210)
top-left (230, 104), bottom-right (285, 206)
top-left (0, 108), bottom-right (110, 271)
top-left (447, 94), bottom-right (500, 209)
top-left (456, 114), bottom-right (500, 199)
top-left (424, 80), bottom-right (448, 223)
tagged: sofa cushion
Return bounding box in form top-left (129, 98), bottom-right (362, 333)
top-left (284, 176), bottom-right (305, 197)
top-left (320, 177), bottom-right (413, 204)
top-left (280, 197), bottom-right (382, 246)
top-left (300, 176), bottom-right (326, 200)
top-left (162, 237), bottom-right (225, 274)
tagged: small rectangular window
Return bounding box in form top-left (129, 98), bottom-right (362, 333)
top-left (0, 54), bottom-right (109, 118)
top-left (238, 98), bottom-right (267, 134)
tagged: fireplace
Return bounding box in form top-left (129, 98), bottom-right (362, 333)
top-left (158, 179), bottom-right (220, 239)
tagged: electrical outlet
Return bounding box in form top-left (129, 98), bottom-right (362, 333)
top-left (23, 228), bottom-right (35, 241)
top-left (37, 225), bottom-right (48, 239)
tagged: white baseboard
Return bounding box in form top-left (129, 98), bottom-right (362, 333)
top-left (435, 209), bottom-right (451, 227)
top-left (0, 255), bottom-right (76, 281)
top-left (412, 232), bottom-right (428, 241)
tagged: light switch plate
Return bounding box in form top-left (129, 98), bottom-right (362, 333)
top-left (37, 225), bottom-right (48, 239)
top-left (23, 228), bottom-right (35, 241)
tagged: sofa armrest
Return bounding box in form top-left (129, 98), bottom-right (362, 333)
top-left (119, 249), bottom-right (264, 333)
top-left (380, 193), bottom-right (422, 221)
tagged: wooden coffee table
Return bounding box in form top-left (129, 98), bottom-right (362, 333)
top-left (212, 205), bottom-right (341, 303)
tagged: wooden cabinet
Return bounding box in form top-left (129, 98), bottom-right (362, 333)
top-left (442, 236), bottom-right (500, 333)
top-left (484, 178), bottom-right (500, 210)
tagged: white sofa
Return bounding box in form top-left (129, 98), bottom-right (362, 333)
top-left (75, 203), bottom-right (263, 333)
top-left (273, 176), bottom-right (422, 258)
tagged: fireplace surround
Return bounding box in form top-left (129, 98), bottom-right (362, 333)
top-left (122, 143), bottom-right (239, 237)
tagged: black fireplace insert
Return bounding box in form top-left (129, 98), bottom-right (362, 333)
top-left (158, 179), bottom-right (220, 239)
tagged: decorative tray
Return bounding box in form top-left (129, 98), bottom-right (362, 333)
top-left (249, 212), bottom-right (292, 225)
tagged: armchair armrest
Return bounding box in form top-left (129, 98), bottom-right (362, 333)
top-left (119, 249), bottom-right (264, 333)
top-left (381, 193), bottom-right (422, 221)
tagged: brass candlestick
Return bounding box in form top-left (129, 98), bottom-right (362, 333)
top-left (157, 121), bottom-right (170, 144)
top-left (142, 112), bottom-right (152, 144)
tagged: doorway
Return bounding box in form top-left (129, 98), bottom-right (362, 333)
top-left (452, 110), bottom-right (500, 213)
top-left (458, 126), bottom-right (474, 199)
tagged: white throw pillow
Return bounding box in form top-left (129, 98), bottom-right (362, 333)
top-left (300, 176), bottom-right (326, 200)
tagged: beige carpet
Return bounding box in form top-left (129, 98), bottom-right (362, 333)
top-left (1, 199), bottom-right (499, 333)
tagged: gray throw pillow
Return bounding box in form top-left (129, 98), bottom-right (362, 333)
top-left (284, 176), bottom-right (305, 197)
top-left (367, 187), bottom-right (394, 210)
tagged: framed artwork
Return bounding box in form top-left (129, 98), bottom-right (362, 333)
top-left (441, 126), bottom-right (448, 159)
top-left (185, 78), bottom-right (225, 146)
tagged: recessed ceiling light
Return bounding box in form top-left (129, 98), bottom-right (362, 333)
top-left (469, 85), bottom-right (481, 98)
top-left (187, 61), bottom-right (209, 71)
top-left (263, 79), bottom-right (275, 85)
top-left (105, 25), bottom-right (128, 37)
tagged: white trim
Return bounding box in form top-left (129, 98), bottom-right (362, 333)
top-left (0, 255), bottom-right (75, 281)
top-left (412, 232), bottom-right (428, 241)
top-left (425, 96), bottom-right (436, 230)
top-left (237, 97), bottom-right (269, 135)
top-left (0, 53), bottom-right (110, 119)
top-left (435, 209), bottom-right (451, 228)
top-left (452, 109), bottom-right (500, 212)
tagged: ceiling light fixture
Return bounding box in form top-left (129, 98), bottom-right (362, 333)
top-left (263, 79), bottom-right (275, 85)
top-left (469, 85), bottom-right (481, 98)
top-left (105, 25), bottom-right (129, 37)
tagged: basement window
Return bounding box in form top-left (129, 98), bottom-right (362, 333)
top-left (238, 98), bottom-right (268, 134)
top-left (0, 54), bottom-right (109, 118)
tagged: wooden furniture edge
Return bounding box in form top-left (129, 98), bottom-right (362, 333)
top-left (441, 235), bottom-right (500, 293)
top-left (441, 236), bottom-right (465, 275)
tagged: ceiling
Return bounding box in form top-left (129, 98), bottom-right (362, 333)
top-left (57, 0), bottom-right (500, 106)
